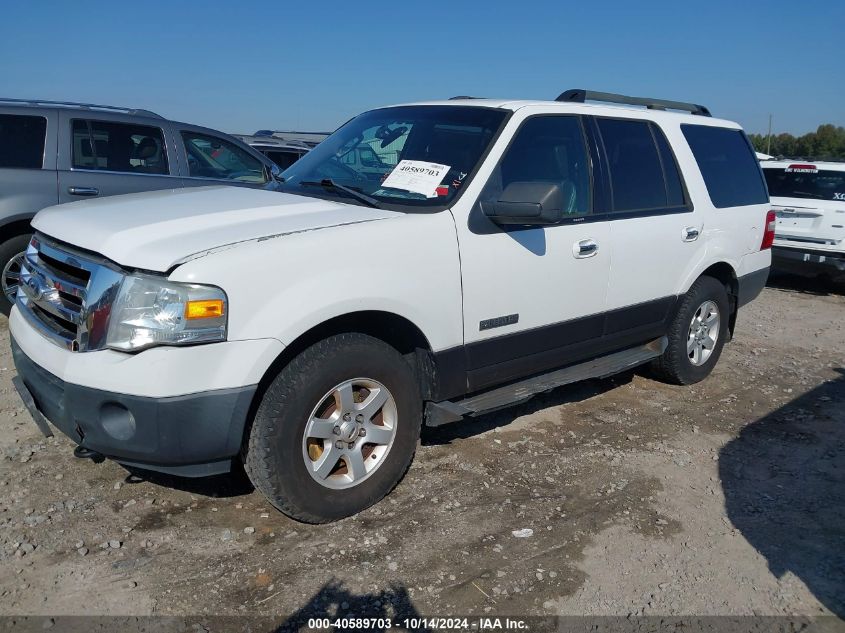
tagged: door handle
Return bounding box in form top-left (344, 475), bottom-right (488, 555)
top-left (683, 226), bottom-right (700, 242)
top-left (68, 186), bottom-right (99, 196)
top-left (573, 239), bottom-right (599, 259)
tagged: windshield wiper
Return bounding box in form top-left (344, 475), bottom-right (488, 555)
top-left (299, 179), bottom-right (381, 208)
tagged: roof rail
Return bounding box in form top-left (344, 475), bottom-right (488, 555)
top-left (0, 97), bottom-right (163, 118)
top-left (254, 129), bottom-right (331, 137)
top-left (556, 89), bottom-right (711, 117)
top-left (449, 95), bottom-right (483, 100)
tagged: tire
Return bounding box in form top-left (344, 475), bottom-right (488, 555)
top-left (650, 276), bottom-right (730, 385)
top-left (243, 333), bottom-right (422, 523)
top-left (0, 233), bottom-right (32, 317)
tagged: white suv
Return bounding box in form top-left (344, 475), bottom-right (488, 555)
top-left (760, 160), bottom-right (845, 277)
top-left (9, 90), bottom-right (772, 522)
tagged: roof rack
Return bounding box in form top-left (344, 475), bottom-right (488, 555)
top-left (0, 97), bottom-right (163, 118)
top-left (254, 129), bottom-right (331, 137)
top-left (556, 89), bottom-right (711, 117)
top-left (245, 138), bottom-right (313, 149)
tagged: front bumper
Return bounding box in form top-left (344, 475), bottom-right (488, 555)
top-left (11, 337), bottom-right (258, 478)
top-left (772, 245), bottom-right (845, 274)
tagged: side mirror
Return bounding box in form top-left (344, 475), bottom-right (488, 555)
top-left (480, 182), bottom-right (565, 226)
top-left (269, 163), bottom-right (285, 182)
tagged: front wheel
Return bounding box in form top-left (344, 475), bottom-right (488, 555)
top-left (650, 276), bottom-right (730, 385)
top-left (243, 333), bottom-right (422, 523)
top-left (0, 234), bottom-right (32, 316)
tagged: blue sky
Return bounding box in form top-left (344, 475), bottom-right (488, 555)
top-left (2, 1), bottom-right (843, 136)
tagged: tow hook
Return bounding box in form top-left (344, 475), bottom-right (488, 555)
top-left (73, 445), bottom-right (105, 463)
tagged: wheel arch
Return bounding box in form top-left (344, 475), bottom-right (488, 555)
top-left (0, 217), bottom-right (34, 244)
top-left (697, 261), bottom-right (740, 337)
top-left (242, 310), bottom-right (440, 453)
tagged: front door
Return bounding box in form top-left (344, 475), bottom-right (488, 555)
top-left (453, 113), bottom-right (611, 392)
top-left (176, 129), bottom-right (272, 190)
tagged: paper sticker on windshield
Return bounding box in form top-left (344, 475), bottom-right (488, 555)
top-left (381, 160), bottom-right (451, 198)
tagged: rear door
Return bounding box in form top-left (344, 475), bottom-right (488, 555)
top-left (763, 164), bottom-right (845, 248)
top-left (595, 116), bottom-right (705, 337)
top-left (57, 111), bottom-right (180, 204)
top-left (0, 107), bottom-right (59, 220)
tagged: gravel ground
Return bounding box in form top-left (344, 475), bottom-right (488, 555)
top-left (0, 274), bottom-right (843, 621)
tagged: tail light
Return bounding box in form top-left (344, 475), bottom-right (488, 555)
top-left (761, 210), bottom-right (776, 250)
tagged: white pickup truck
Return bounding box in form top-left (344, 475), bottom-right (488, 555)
top-left (10, 90), bottom-right (772, 522)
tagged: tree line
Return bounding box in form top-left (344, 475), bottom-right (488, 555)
top-left (748, 124), bottom-right (845, 161)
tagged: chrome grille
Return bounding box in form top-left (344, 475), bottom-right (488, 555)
top-left (17, 234), bottom-right (123, 352)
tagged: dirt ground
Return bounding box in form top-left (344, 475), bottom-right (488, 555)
top-left (1, 273), bottom-right (843, 623)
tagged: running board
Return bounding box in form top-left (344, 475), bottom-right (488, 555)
top-left (425, 336), bottom-right (667, 427)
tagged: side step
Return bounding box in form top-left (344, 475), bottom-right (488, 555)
top-left (425, 336), bottom-right (667, 426)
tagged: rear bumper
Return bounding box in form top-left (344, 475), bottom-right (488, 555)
top-left (772, 245), bottom-right (845, 274)
top-left (11, 337), bottom-right (256, 477)
top-left (736, 266), bottom-right (770, 308)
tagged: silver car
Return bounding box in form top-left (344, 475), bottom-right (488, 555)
top-left (0, 98), bottom-right (284, 313)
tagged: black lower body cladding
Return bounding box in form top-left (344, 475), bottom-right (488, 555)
top-left (10, 337), bottom-right (256, 477)
top-left (736, 267), bottom-right (770, 307)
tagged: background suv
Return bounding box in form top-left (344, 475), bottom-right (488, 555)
top-left (760, 159), bottom-right (845, 279)
top-left (0, 98), bottom-right (284, 313)
top-left (234, 135), bottom-right (314, 170)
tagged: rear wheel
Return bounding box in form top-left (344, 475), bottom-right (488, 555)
top-left (243, 333), bottom-right (422, 523)
top-left (651, 276), bottom-right (730, 385)
top-left (0, 234), bottom-right (32, 316)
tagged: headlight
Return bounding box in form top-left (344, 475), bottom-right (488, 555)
top-left (106, 274), bottom-right (227, 352)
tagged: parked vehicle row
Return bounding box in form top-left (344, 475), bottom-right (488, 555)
top-left (233, 135), bottom-right (314, 170)
top-left (0, 98), bottom-right (285, 313)
top-left (9, 89), bottom-right (772, 523)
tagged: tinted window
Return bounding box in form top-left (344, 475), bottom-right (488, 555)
top-left (485, 115), bottom-right (591, 216)
top-left (598, 118), bottom-right (666, 212)
top-left (0, 114), bottom-right (47, 169)
top-left (181, 132), bottom-right (268, 183)
top-left (653, 125), bottom-right (686, 207)
top-left (72, 119), bottom-right (169, 175)
top-left (264, 149), bottom-right (303, 170)
top-left (682, 125), bottom-right (768, 208)
top-left (763, 167), bottom-right (845, 202)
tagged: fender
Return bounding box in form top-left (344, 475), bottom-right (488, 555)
top-left (169, 209), bottom-right (465, 355)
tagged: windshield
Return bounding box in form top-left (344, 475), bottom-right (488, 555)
top-left (764, 167), bottom-right (845, 202)
top-left (280, 106), bottom-right (508, 209)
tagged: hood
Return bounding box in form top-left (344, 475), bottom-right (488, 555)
top-left (32, 186), bottom-right (399, 271)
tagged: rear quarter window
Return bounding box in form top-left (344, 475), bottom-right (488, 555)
top-left (682, 125), bottom-right (768, 208)
top-left (0, 114), bottom-right (47, 169)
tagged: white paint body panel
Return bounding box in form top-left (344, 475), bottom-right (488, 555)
top-left (607, 117), bottom-right (770, 306)
top-left (448, 106), bottom-right (611, 344)
top-left (169, 211), bottom-right (463, 351)
top-left (31, 186), bottom-right (400, 271)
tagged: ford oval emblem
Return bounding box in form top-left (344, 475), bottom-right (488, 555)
top-left (24, 276), bottom-right (44, 301)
